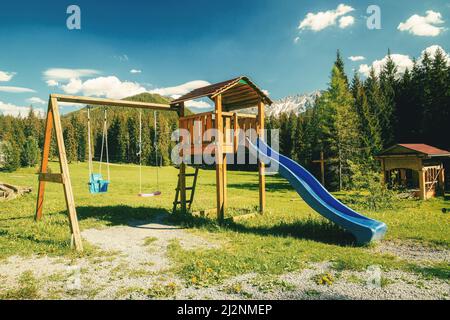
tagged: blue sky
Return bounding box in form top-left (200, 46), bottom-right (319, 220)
top-left (0, 0), bottom-right (449, 115)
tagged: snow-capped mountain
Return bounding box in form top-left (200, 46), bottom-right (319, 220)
top-left (242, 91), bottom-right (321, 117)
top-left (266, 91), bottom-right (321, 117)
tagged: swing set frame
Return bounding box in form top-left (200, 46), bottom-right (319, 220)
top-left (35, 94), bottom-right (178, 251)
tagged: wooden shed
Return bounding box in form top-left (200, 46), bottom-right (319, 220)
top-left (376, 144), bottom-right (450, 200)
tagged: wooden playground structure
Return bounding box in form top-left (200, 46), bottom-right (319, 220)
top-left (34, 76), bottom-right (272, 251)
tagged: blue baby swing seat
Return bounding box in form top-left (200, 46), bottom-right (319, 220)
top-left (88, 174), bottom-right (109, 194)
top-left (87, 107), bottom-right (111, 194)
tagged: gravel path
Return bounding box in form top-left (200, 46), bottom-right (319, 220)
top-left (371, 240), bottom-right (450, 264)
top-left (0, 216), bottom-right (448, 300)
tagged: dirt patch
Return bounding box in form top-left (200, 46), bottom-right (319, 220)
top-left (81, 216), bottom-right (218, 272)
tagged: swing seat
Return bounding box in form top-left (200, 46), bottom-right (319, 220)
top-left (138, 191), bottom-right (161, 197)
top-left (88, 174), bottom-right (110, 194)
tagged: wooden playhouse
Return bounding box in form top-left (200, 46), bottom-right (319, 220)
top-left (376, 144), bottom-right (450, 200)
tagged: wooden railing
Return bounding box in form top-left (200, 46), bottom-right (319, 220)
top-left (179, 111), bottom-right (257, 154)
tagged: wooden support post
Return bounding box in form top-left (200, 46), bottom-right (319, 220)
top-left (50, 96), bottom-right (83, 251)
top-left (179, 163), bottom-right (187, 214)
top-left (215, 94), bottom-right (225, 221)
top-left (257, 99), bottom-right (266, 214)
top-left (223, 153), bottom-right (227, 209)
top-left (312, 151), bottom-right (326, 186)
top-left (177, 101), bottom-right (188, 214)
top-left (439, 165), bottom-right (445, 196)
top-left (233, 113), bottom-right (239, 153)
top-left (381, 159), bottom-right (386, 185)
top-left (418, 168), bottom-right (426, 200)
top-left (35, 101), bottom-right (54, 221)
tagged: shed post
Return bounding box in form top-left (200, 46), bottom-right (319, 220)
top-left (439, 164), bottom-right (445, 196)
top-left (381, 158), bottom-right (386, 185)
top-left (418, 166), bottom-right (427, 200)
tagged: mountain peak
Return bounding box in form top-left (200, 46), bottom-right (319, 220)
top-left (242, 91), bottom-right (321, 117)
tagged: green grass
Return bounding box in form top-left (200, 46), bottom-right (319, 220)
top-left (0, 162), bottom-right (449, 286)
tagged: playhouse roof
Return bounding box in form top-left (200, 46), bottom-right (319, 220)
top-left (377, 144), bottom-right (450, 158)
top-left (170, 76), bottom-right (272, 111)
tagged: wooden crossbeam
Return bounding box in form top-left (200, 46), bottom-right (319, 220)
top-left (53, 94), bottom-right (175, 111)
top-left (39, 173), bottom-right (65, 184)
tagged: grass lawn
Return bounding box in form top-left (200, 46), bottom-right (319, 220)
top-left (0, 162), bottom-right (449, 287)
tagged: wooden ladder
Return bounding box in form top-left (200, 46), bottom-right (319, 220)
top-left (172, 166), bottom-right (199, 213)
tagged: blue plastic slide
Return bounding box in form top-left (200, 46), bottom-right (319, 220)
top-left (247, 138), bottom-right (387, 244)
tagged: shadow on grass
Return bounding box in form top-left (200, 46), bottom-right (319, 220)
top-left (0, 229), bottom-right (70, 248)
top-left (167, 210), bottom-right (356, 247)
top-left (76, 205), bottom-right (170, 227)
top-left (74, 205), bottom-right (356, 246)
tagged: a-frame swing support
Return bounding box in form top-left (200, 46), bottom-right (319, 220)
top-left (35, 94), bottom-right (177, 251)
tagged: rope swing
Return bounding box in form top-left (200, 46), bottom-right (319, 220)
top-left (138, 110), bottom-right (161, 197)
top-left (87, 107), bottom-right (110, 194)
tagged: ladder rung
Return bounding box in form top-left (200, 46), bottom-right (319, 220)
top-left (175, 186), bottom-right (194, 191)
top-left (178, 173), bottom-right (197, 177)
top-left (173, 200), bottom-right (192, 205)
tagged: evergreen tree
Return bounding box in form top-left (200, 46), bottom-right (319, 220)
top-left (328, 66), bottom-right (361, 189)
top-left (351, 72), bottom-right (382, 163)
top-left (63, 121), bottom-right (77, 163)
top-left (127, 115), bottom-right (140, 164)
top-left (2, 140), bottom-right (21, 172)
top-left (334, 49), bottom-right (348, 85)
top-left (425, 48), bottom-right (449, 148)
top-left (108, 116), bottom-right (127, 162)
top-left (22, 136), bottom-right (40, 167)
top-left (379, 50), bottom-right (398, 146)
top-left (364, 68), bottom-right (384, 152)
top-left (71, 115), bottom-right (87, 162)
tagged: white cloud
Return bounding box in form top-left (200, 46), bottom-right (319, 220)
top-left (130, 69), bottom-right (142, 74)
top-left (0, 101), bottom-right (44, 118)
top-left (0, 86), bottom-right (35, 93)
top-left (348, 56), bottom-right (365, 61)
top-left (43, 68), bottom-right (100, 81)
top-left (339, 16), bottom-right (355, 28)
top-left (358, 64), bottom-right (371, 76)
top-left (358, 45), bottom-right (450, 77)
top-left (358, 54), bottom-right (413, 77)
top-left (149, 80), bottom-right (210, 98)
top-left (293, 36), bottom-right (300, 44)
top-left (46, 79), bottom-right (59, 87)
top-left (398, 10), bottom-right (445, 37)
top-left (0, 70), bottom-right (15, 82)
top-left (420, 45), bottom-right (450, 65)
top-left (27, 97), bottom-right (46, 105)
top-left (298, 4), bottom-right (355, 31)
top-left (60, 76), bottom-right (147, 99)
top-left (185, 100), bottom-right (212, 110)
